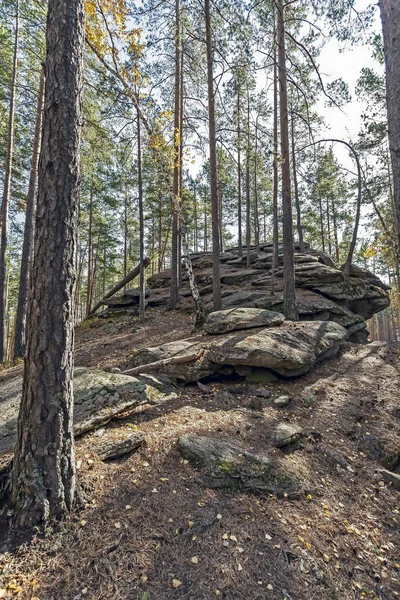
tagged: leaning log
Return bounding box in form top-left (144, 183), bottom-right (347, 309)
top-left (89, 257), bottom-right (150, 317)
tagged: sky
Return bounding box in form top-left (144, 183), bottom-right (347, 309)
top-left (316, 0), bottom-right (382, 166)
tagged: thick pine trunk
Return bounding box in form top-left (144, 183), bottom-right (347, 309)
top-left (11, 0), bottom-right (85, 529)
top-left (246, 90), bottom-right (251, 268)
top-left (137, 106), bottom-right (145, 321)
top-left (86, 185), bottom-right (94, 316)
top-left (380, 0), bottom-right (400, 263)
top-left (290, 113), bottom-right (305, 253)
top-left (205, 0), bottom-right (221, 310)
top-left (14, 68), bottom-right (45, 360)
top-left (271, 36), bottom-right (279, 296)
top-left (0, 1), bottom-right (19, 363)
top-left (168, 0), bottom-right (181, 309)
top-left (277, 0), bottom-right (297, 319)
top-left (237, 87), bottom-right (243, 256)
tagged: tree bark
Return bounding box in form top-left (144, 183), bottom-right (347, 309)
top-left (168, 0), bottom-right (181, 309)
top-left (137, 106), bottom-right (145, 321)
top-left (11, 0), bottom-right (85, 529)
top-left (205, 0), bottom-right (221, 310)
top-left (290, 112), bottom-right (305, 253)
top-left (0, 0), bottom-right (19, 363)
top-left (86, 185), bottom-right (94, 317)
top-left (246, 89), bottom-right (251, 267)
top-left (14, 67), bottom-right (45, 360)
top-left (277, 0), bottom-right (297, 320)
top-left (380, 0), bottom-right (400, 264)
top-left (237, 85), bottom-right (243, 256)
top-left (271, 32), bottom-right (279, 296)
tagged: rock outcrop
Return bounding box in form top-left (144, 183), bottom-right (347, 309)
top-left (131, 319), bottom-right (349, 382)
top-left (93, 242), bottom-right (390, 345)
top-left (179, 434), bottom-right (298, 494)
top-left (0, 367), bottom-right (176, 458)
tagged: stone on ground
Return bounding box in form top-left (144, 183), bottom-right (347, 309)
top-left (179, 434), bottom-right (298, 494)
top-left (0, 367), bottom-right (175, 457)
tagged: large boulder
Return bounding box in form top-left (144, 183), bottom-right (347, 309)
top-left (0, 367), bottom-right (176, 458)
top-left (179, 434), bottom-right (298, 494)
top-left (208, 321), bottom-right (348, 378)
top-left (131, 321), bottom-right (348, 381)
top-left (204, 308), bottom-right (285, 334)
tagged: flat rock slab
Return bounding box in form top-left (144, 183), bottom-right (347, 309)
top-left (131, 321), bottom-right (348, 382)
top-left (179, 434), bottom-right (298, 494)
top-left (204, 308), bottom-right (285, 335)
top-left (209, 321), bottom-right (348, 378)
top-left (0, 367), bottom-right (175, 457)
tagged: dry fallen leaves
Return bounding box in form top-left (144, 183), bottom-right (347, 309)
top-left (172, 579), bottom-right (182, 588)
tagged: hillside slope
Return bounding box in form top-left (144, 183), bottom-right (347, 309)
top-left (0, 311), bottom-right (399, 600)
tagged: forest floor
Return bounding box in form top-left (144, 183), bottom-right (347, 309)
top-left (0, 308), bottom-right (399, 600)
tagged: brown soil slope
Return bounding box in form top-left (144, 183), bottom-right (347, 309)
top-left (0, 312), bottom-right (399, 600)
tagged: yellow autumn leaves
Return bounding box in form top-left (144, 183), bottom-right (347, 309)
top-left (85, 0), bottom-right (144, 62)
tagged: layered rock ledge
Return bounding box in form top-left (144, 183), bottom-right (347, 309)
top-left (95, 242), bottom-right (390, 346)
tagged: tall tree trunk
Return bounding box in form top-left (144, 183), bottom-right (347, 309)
top-left (11, 0), bottom-right (85, 529)
top-left (331, 196), bottom-right (340, 262)
top-left (137, 106), bottom-right (145, 321)
top-left (205, 0), bottom-right (221, 310)
top-left (86, 185), bottom-right (94, 316)
top-left (193, 180), bottom-right (198, 252)
top-left (271, 32), bottom-right (279, 296)
top-left (204, 191), bottom-right (208, 252)
top-left (380, 0), bottom-right (400, 264)
top-left (237, 86), bottom-right (243, 256)
top-left (168, 0), bottom-right (181, 309)
top-left (277, 0), bottom-right (297, 319)
top-left (14, 67), bottom-right (45, 360)
top-left (158, 178), bottom-right (163, 272)
top-left (254, 117), bottom-right (260, 253)
top-left (319, 196), bottom-right (325, 252)
top-left (0, 0), bottom-right (19, 363)
top-left (246, 89), bottom-right (251, 267)
top-left (326, 197), bottom-right (332, 256)
top-left (290, 112), bottom-right (305, 253)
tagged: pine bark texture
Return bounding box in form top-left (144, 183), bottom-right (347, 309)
top-left (277, 0), bottom-right (297, 320)
top-left (137, 107), bottom-right (145, 321)
top-left (14, 68), bottom-right (45, 360)
top-left (205, 0), bottom-right (221, 310)
top-left (0, 1), bottom-right (19, 363)
top-left (11, 0), bottom-right (85, 528)
top-left (168, 0), bottom-right (181, 310)
top-left (380, 0), bottom-right (400, 260)
top-left (271, 37), bottom-right (279, 296)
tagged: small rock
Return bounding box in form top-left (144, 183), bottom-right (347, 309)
top-left (255, 388), bottom-right (272, 398)
top-left (235, 365), bottom-right (253, 377)
top-left (377, 469), bottom-right (400, 490)
top-left (274, 395), bottom-right (291, 408)
top-left (273, 423), bottom-right (304, 448)
top-left (247, 397), bottom-right (263, 411)
top-left (246, 368), bottom-right (278, 384)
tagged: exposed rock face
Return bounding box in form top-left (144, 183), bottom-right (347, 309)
top-left (208, 321), bottom-right (347, 378)
top-left (93, 242), bottom-right (390, 335)
top-left (0, 367), bottom-right (176, 457)
top-left (204, 308), bottom-right (285, 334)
top-left (179, 434), bottom-right (298, 494)
top-left (131, 320), bottom-right (348, 381)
